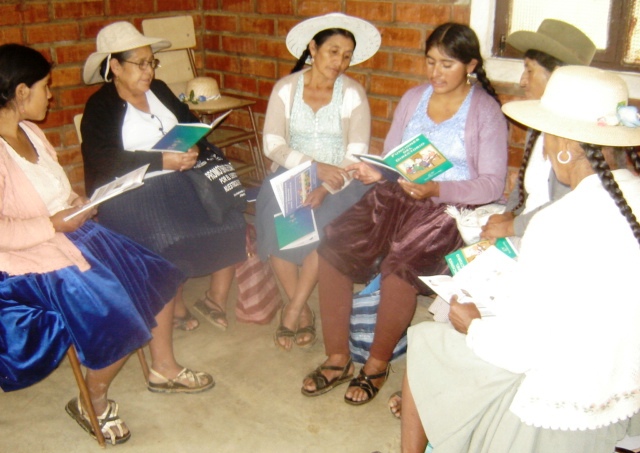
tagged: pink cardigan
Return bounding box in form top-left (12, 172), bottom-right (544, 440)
top-left (0, 122), bottom-right (90, 276)
top-left (383, 84), bottom-right (508, 205)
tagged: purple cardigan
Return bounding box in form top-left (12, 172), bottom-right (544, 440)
top-left (383, 84), bottom-right (508, 205)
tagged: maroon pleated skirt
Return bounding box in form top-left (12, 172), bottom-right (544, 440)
top-left (318, 181), bottom-right (465, 294)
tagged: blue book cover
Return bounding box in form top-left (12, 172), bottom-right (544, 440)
top-left (149, 110), bottom-right (232, 152)
top-left (274, 206), bottom-right (319, 250)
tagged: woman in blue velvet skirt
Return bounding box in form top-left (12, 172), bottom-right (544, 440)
top-left (0, 44), bottom-right (214, 445)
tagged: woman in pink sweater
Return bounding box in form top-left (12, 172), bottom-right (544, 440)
top-left (0, 44), bottom-right (213, 445)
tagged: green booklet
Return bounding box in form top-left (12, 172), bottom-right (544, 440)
top-left (445, 237), bottom-right (518, 275)
top-left (149, 110), bottom-right (232, 152)
top-left (353, 134), bottom-right (452, 184)
top-left (274, 205), bottom-right (319, 250)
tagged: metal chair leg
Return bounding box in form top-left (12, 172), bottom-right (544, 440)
top-left (66, 345), bottom-right (106, 447)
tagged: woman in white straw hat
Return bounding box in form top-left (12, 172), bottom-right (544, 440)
top-left (302, 23), bottom-right (507, 406)
top-left (256, 13), bottom-right (380, 351)
top-left (481, 19), bottom-right (596, 245)
top-left (0, 44), bottom-right (213, 445)
top-left (400, 65), bottom-right (640, 453)
top-left (81, 22), bottom-right (247, 332)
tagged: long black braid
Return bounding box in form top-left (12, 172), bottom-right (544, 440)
top-left (626, 146), bottom-right (640, 174)
top-left (513, 129), bottom-right (541, 212)
top-left (583, 143), bottom-right (640, 245)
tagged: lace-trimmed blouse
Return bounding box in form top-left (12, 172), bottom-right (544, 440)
top-left (289, 75), bottom-right (345, 166)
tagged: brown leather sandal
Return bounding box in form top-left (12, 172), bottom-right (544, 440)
top-left (301, 358), bottom-right (354, 397)
top-left (193, 291), bottom-right (227, 331)
top-left (344, 364), bottom-right (391, 406)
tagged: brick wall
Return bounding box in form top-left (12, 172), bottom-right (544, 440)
top-left (3, 0), bottom-right (629, 197)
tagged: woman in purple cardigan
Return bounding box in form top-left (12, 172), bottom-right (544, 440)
top-left (301, 23), bottom-right (508, 405)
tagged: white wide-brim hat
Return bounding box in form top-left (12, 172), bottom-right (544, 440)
top-left (502, 66), bottom-right (640, 147)
top-left (83, 21), bottom-right (171, 85)
top-left (286, 13), bottom-right (381, 66)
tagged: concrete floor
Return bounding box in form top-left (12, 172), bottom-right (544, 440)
top-left (0, 275), bottom-right (435, 452)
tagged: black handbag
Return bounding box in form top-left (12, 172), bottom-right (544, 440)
top-left (184, 142), bottom-right (247, 224)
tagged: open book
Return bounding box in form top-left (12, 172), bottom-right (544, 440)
top-left (148, 109), bottom-right (232, 152)
top-left (63, 164), bottom-right (149, 221)
top-left (274, 205), bottom-right (319, 250)
top-left (445, 237), bottom-right (518, 275)
top-left (353, 134), bottom-right (452, 184)
top-left (270, 161), bottom-right (319, 217)
top-left (419, 246), bottom-right (517, 317)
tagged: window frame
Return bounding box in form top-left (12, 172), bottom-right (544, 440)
top-left (470, 0), bottom-right (640, 98)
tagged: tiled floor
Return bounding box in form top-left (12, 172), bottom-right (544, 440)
top-left (0, 275), bottom-right (435, 452)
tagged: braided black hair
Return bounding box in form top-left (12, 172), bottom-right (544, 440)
top-left (513, 129), bottom-right (541, 212)
top-left (425, 23), bottom-right (500, 105)
top-left (626, 147), bottom-right (640, 174)
top-left (583, 143), bottom-right (640, 245)
top-left (291, 28), bottom-right (356, 74)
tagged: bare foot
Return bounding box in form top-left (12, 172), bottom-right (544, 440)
top-left (388, 391), bottom-right (402, 419)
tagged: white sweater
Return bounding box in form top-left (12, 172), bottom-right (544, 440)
top-left (467, 170), bottom-right (640, 430)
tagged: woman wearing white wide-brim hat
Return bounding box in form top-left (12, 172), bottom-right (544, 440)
top-left (81, 21), bottom-right (247, 333)
top-left (256, 13), bottom-right (380, 351)
top-left (401, 66), bottom-right (640, 453)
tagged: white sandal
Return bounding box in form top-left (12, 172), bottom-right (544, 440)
top-left (65, 397), bottom-right (130, 445)
top-left (147, 367), bottom-right (215, 394)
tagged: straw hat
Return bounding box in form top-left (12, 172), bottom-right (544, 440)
top-left (286, 13), bottom-right (381, 66)
top-left (83, 22), bottom-right (171, 85)
top-left (502, 66), bottom-right (640, 147)
top-left (185, 77), bottom-right (222, 101)
top-left (506, 19), bottom-right (596, 66)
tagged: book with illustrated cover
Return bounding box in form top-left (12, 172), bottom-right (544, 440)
top-left (445, 237), bottom-right (518, 275)
top-left (274, 205), bottom-right (319, 250)
top-left (353, 134), bottom-right (452, 184)
top-left (63, 164), bottom-right (149, 221)
top-left (148, 109), bottom-right (232, 152)
top-left (420, 246), bottom-right (518, 317)
top-left (269, 161), bottom-right (319, 217)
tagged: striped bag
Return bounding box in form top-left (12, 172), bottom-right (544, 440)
top-left (235, 224), bottom-right (282, 324)
top-left (349, 274), bottom-right (408, 364)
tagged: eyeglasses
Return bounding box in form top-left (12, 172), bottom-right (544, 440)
top-left (121, 59), bottom-right (161, 70)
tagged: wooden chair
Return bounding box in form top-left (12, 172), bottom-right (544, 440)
top-left (67, 345), bottom-right (149, 447)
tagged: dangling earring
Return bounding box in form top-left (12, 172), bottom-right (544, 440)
top-left (466, 72), bottom-right (478, 85)
top-left (557, 149), bottom-right (572, 164)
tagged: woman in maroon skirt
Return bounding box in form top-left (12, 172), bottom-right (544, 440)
top-left (301, 23), bottom-right (508, 405)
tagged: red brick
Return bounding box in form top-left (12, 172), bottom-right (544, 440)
top-left (257, 39), bottom-right (290, 61)
top-left (221, 0), bottom-right (254, 13)
top-left (370, 74), bottom-right (419, 97)
top-left (19, 2), bottom-right (50, 24)
top-left (108, 0), bottom-right (154, 16)
top-left (378, 26), bottom-right (423, 50)
top-left (54, 43), bottom-right (96, 65)
top-left (258, 79), bottom-right (276, 98)
top-left (277, 19), bottom-right (300, 39)
top-left (346, 1), bottom-right (392, 22)
top-left (0, 27), bottom-right (23, 44)
top-left (82, 19), bottom-right (116, 41)
top-left (396, 3), bottom-right (452, 26)
top-left (205, 14), bottom-right (238, 32)
top-left (158, 0), bottom-right (198, 12)
top-left (256, 0), bottom-right (293, 15)
top-left (369, 97), bottom-right (391, 119)
top-left (360, 50), bottom-right (390, 71)
top-left (58, 86), bottom-right (100, 108)
top-left (27, 23), bottom-right (79, 44)
top-left (297, 0), bottom-right (342, 17)
top-left (371, 119), bottom-right (391, 145)
top-left (51, 66), bottom-right (83, 88)
top-left (452, 4), bottom-right (471, 25)
top-left (239, 17), bottom-right (275, 36)
top-left (392, 52), bottom-right (427, 76)
top-left (222, 36), bottom-right (258, 54)
top-left (57, 145), bottom-right (83, 166)
top-left (369, 139), bottom-right (384, 156)
top-left (203, 34), bottom-right (222, 52)
top-left (0, 4), bottom-right (23, 27)
top-left (207, 55), bottom-right (275, 78)
top-left (221, 74), bottom-right (258, 95)
top-left (54, 1), bottom-right (104, 19)
top-left (507, 144), bottom-right (524, 169)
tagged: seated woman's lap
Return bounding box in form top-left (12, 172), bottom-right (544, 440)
top-left (0, 221), bottom-right (183, 391)
top-left (319, 182), bottom-right (463, 290)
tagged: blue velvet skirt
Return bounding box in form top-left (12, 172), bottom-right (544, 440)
top-left (0, 221), bottom-right (184, 392)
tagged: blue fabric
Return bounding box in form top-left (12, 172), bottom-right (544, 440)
top-left (0, 221), bottom-right (184, 392)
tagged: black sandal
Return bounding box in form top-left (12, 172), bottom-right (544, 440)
top-left (301, 358), bottom-right (354, 397)
top-left (295, 310), bottom-right (316, 349)
top-left (344, 364), bottom-right (391, 406)
top-left (274, 304), bottom-right (295, 351)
